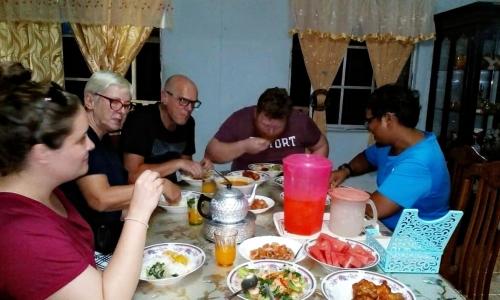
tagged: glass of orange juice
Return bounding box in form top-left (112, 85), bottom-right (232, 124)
top-left (187, 197), bottom-right (203, 225)
top-left (214, 229), bottom-right (237, 267)
top-left (201, 178), bottom-right (217, 196)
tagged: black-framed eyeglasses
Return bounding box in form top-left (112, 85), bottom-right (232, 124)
top-left (95, 93), bottom-right (134, 111)
top-left (364, 116), bottom-right (376, 128)
top-left (165, 90), bottom-right (202, 109)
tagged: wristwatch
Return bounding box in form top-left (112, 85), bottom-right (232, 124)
top-left (337, 163), bottom-right (352, 177)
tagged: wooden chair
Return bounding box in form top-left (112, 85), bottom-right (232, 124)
top-left (447, 161), bottom-right (500, 299)
top-left (441, 146), bottom-right (486, 281)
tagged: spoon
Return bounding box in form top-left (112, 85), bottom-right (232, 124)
top-left (293, 242), bottom-right (305, 262)
top-left (228, 274), bottom-right (258, 299)
top-left (247, 183), bottom-right (259, 205)
top-left (214, 169), bottom-right (232, 189)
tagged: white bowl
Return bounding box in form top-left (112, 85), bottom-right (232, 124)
top-left (248, 163), bottom-right (283, 178)
top-left (158, 190), bottom-right (202, 214)
top-left (179, 170), bottom-right (214, 187)
top-left (238, 235), bottom-right (306, 262)
top-left (247, 195), bottom-right (275, 214)
top-left (227, 260), bottom-right (316, 299)
top-left (280, 191), bottom-right (331, 205)
top-left (140, 243), bottom-right (205, 286)
top-left (215, 175), bottom-right (255, 195)
top-left (321, 270), bottom-right (416, 300)
top-left (226, 170), bottom-right (270, 184)
top-left (304, 237), bottom-right (379, 272)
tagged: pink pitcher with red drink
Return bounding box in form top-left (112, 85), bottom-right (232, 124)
top-left (283, 154), bottom-right (332, 235)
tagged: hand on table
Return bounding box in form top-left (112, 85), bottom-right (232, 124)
top-left (179, 159), bottom-right (205, 179)
top-left (330, 169), bottom-right (349, 188)
top-left (162, 179), bottom-right (181, 205)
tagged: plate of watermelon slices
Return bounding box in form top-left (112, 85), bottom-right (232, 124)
top-left (304, 233), bottom-right (379, 272)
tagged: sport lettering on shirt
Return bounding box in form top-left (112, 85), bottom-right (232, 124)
top-left (269, 136), bottom-right (297, 149)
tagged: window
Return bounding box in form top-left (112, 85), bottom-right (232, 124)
top-left (61, 24), bottom-right (161, 101)
top-left (290, 34), bottom-right (410, 128)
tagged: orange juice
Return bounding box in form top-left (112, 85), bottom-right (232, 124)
top-left (214, 244), bottom-right (236, 266)
top-left (187, 197), bottom-right (203, 225)
top-left (284, 195), bottom-right (324, 235)
top-left (201, 179), bottom-right (217, 195)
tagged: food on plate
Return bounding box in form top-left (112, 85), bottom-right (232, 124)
top-left (236, 265), bottom-right (307, 299)
top-left (250, 198), bottom-right (269, 210)
top-left (308, 233), bottom-right (376, 268)
top-left (143, 250), bottom-right (192, 280)
top-left (163, 250), bottom-right (189, 265)
top-left (352, 279), bottom-right (404, 300)
top-left (243, 170), bottom-right (261, 181)
top-left (231, 180), bottom-right (251, 186)
top-left (250, 242), bottom-right (294, 261)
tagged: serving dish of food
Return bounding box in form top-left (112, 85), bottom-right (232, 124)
top-left (179, 170), bottom-right (214, 187)
top-left (303, 233), bottom-right (379, 272)
top-left (248, 163), bottom-right (282, 178)
top-left (140, 243), bottom-right (205, 286)
top-left (321, 270), bottom-right (415, 300)
top-left (227, 170), bottom-right (271, 184)
top-left (215, 175), bottom-right (255, 195)
top-left (158, 190), bottom-right (202, 214)
top-left (227, 259), bottom-right (316, 299)
top-left (238, 236), bottom-right (306, 262)
top-left (247, 195), bottom-right (275, 214)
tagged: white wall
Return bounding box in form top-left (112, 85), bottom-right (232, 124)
top-left (161, 0), bottom-right (290, 166)
top-left (160, 0), bottom-right (486, 180)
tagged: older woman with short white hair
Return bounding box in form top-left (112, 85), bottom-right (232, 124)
top-left (61, 71), bottom-right (181, 254)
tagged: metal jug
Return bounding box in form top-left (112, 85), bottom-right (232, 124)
top-left (197, 185), bottom-right (248, 224)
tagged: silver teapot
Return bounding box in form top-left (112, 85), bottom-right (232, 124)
top-left (197, 185), bottom-right (248, 224)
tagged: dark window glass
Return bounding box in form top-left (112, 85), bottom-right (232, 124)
top-left (332, 61), bottom-right (343, 85)
top-left (64, 80), bottom-right (86, 101)
top-left (325, 88), bottom-right (341, 124)
top-left (341, 89), bottom-right (372, 125)
top-left (345, 48), bottom-right (372, 86)
top-left (289, 34), bottom-right (311, 107)
top-left (136, 42), bottom-right (161, 100)
top-left (62, 36), bottom-right (91, 78)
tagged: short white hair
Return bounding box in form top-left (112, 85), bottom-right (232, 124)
top-left (84, 71), bottom-right (132, 97)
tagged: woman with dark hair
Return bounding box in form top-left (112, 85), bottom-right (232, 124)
top-left (330, 84), bottom-right (450, 231)
top-left (0, 63), bottom-right (163, 299)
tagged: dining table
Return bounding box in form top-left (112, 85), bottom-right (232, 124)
top-left (133, 178), bottom-right (465, 300)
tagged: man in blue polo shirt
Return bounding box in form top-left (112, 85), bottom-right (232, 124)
top-left (330, 85), bottom-right (450, 230)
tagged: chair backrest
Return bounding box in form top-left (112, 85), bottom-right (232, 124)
top-left (453, 161), bottom-right (500, 299)
top-left (447, 145), bottom-right (486, 209)
top-left (441, 146), bottom-right (486, 281)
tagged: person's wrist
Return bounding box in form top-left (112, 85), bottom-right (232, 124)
top-left (338, 163), bottom-right (352, 178)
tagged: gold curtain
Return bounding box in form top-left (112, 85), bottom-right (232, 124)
top-left (70, 24), bottom-right (153, 75)
top-left (366, 38), bottom-right (414, 87)
top-left (299, 33), bottom-right (349, 133)
top-left (0, 21), bottom-right (63, 85)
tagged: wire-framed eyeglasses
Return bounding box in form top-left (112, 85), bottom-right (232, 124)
top-left (95, 93), bottom-right (134, 111)
top-left (165, 90), bottom-right (202, 109)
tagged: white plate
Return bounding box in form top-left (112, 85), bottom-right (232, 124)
top-left (273, 212), bottom-right (381, 241)
top-left (248, 163), bottom-right (282, 178)
top-left (247, 195), bottom-right (275, 214)
top-left (280, 191), bottom-right (331, 205)
top-left (238, 235), bottom-right (306, 262)
top-left (140, 243), bottom-right (205, 286)
top-left (274, 175), bottom-right (284, 187)
top-left (227, 260), bottom-right (316, 299)
top-left (158, 190), bottom-right (202, 214)
top-left (179, 170), bottom-right (215, 186)
top-left (321, 270), bottom-right (416, 300)
top-left (227, 170), bottom-right (270, 183)
top-left (303, 237), bottom-right (379, 272)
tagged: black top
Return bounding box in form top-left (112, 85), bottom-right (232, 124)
top-left (60, 127), bottom-right (127, 254)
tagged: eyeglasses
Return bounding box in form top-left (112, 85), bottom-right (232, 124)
top-left (364, 116), bottom-right (376, 128)
top-left (165, 90), bottom-right (202, 109)
top-left (95, 93), bottom-right (134, 111)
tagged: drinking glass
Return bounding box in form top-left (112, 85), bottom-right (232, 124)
top-left (214, 229), bottom-right (237, 267)
top-left (187, 196), bottom-right (204, 225)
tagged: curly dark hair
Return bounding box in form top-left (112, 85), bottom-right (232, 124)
top-left (367, 84), bottom-right (421, 128)
top-left (0, 62), bottom-right (82, 175)
top-left (256, 87), bottom-right (292, 119)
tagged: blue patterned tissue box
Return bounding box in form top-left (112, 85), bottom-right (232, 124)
top-left (366, 209), bottom-right (463, 273)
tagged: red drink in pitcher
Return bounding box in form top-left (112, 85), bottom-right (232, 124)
top-left (283, 154), bottom-right (332, 236)
top-left (284, 196), bottom-right (325, 235)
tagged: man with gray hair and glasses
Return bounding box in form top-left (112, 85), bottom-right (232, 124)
top-left (121, 74), bottom-right (211, 184)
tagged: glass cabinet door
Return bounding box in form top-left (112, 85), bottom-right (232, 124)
top-left (476, 29), bottom-right (500, 159)
top-left (431, 38), bottom-right (450, 137)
